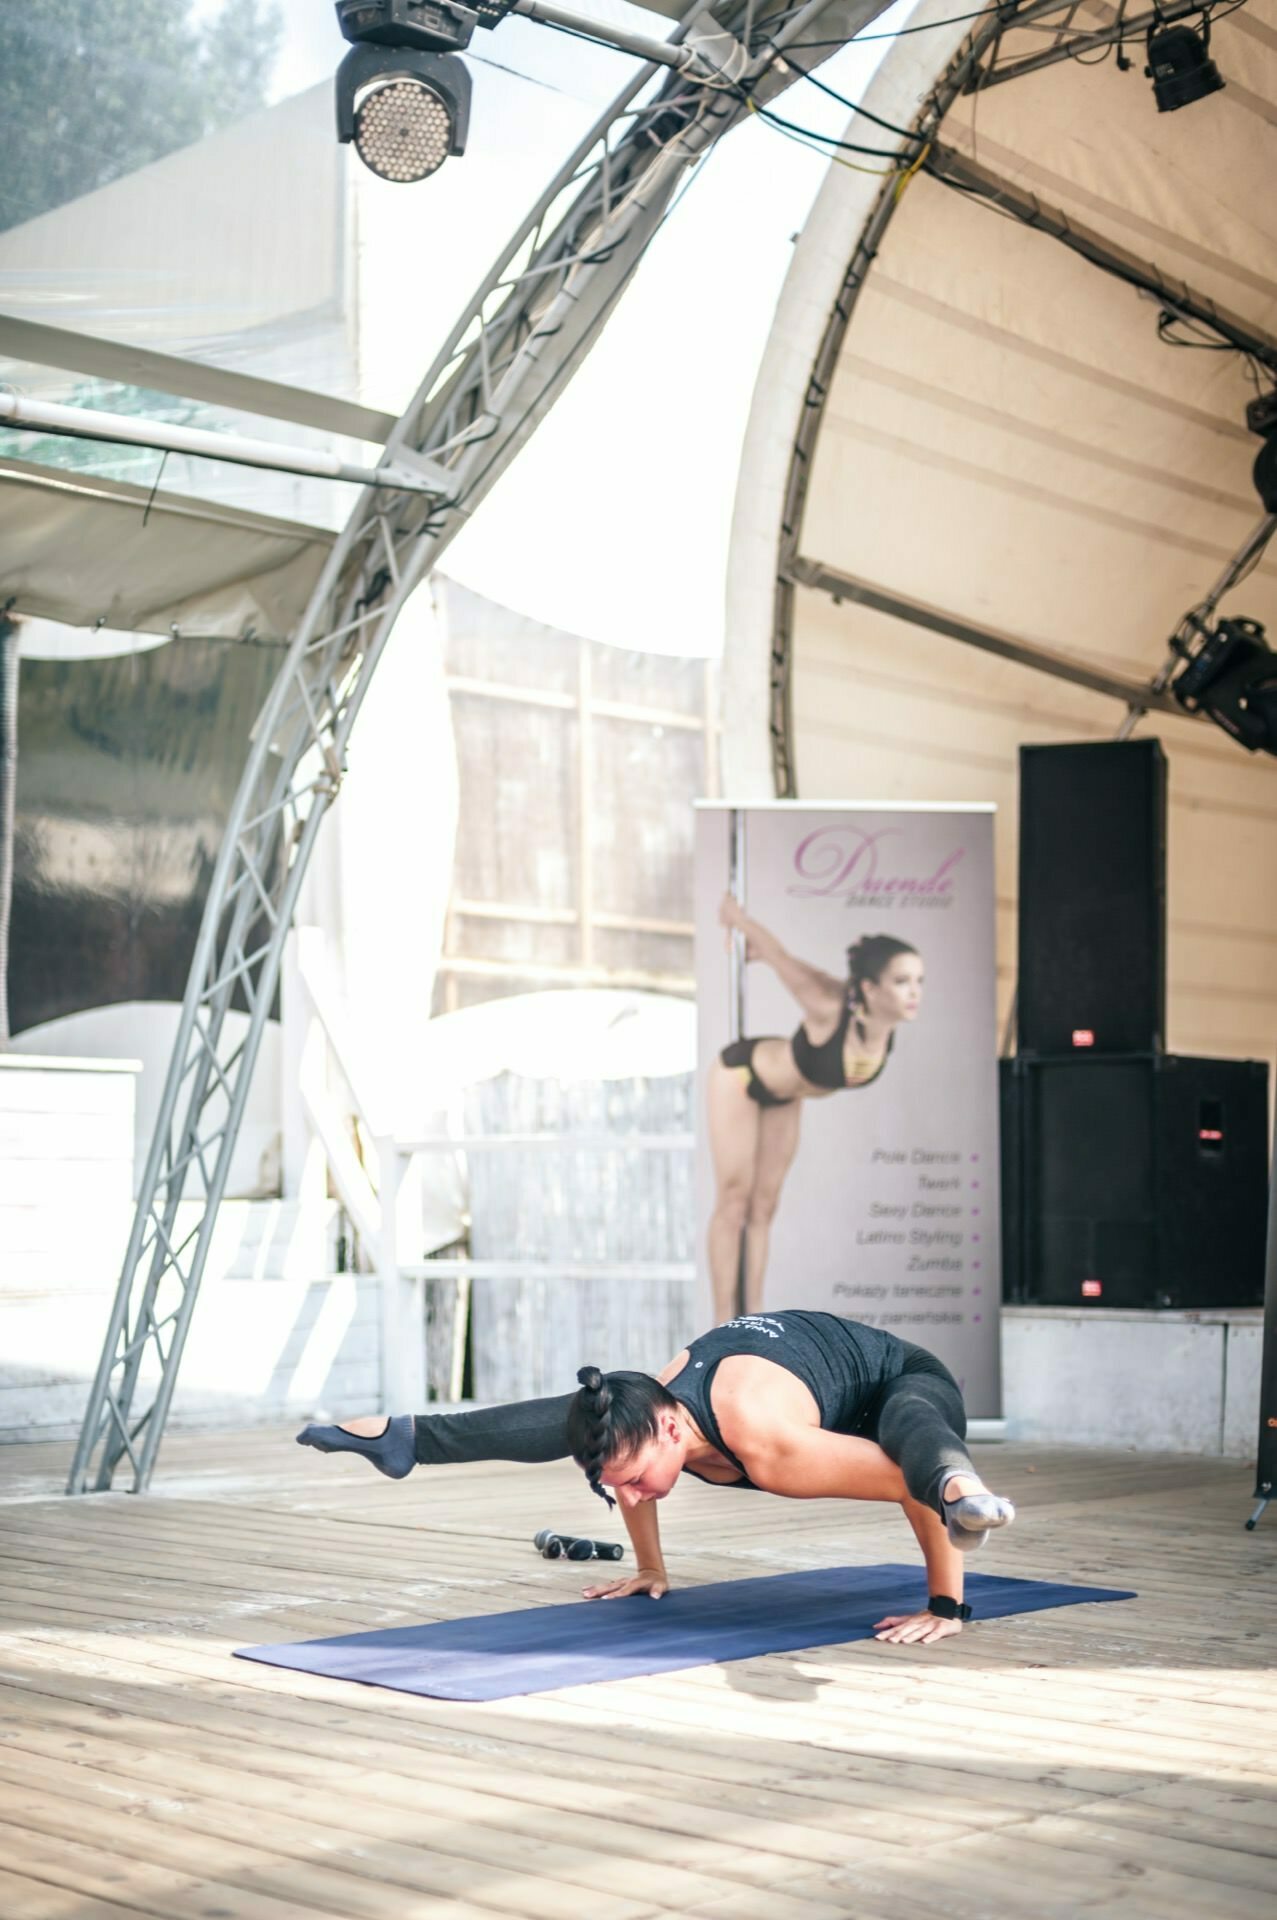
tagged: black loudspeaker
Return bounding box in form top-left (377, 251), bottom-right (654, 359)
top-left (1001, 1053), bottom-right (1269, 1309)
top-left (1018, 740), bottom-right (1166, 1055)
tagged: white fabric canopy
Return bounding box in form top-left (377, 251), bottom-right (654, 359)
top-left (803, 0), bottom-right (1277, 672)
top-left (0, 456), bottom-right (332, 639)
top-left (726, 0), bottom-right (1277, 790)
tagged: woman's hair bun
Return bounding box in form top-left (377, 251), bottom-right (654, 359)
top-left (577, 1365), bottom-right (605, 1393)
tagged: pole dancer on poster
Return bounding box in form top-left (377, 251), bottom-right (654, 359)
top-left (706, 896), bottom-right (924, 1321)
top-left (298, 1309), bottom-right (1016, 1646)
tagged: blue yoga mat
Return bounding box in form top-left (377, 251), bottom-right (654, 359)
top-left (234, 1564), bottom-right (1135, 1702)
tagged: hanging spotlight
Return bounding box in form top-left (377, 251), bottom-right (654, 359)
top-left (1171, 615), bottom-right (1277, 758)
top-left (335, 0), bottom-right (475, 181)
top-left (1144, 16), bottom-right (1224, 112)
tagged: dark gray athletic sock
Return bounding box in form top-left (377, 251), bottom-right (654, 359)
top-left (295, 1413), bottom-right (416, 1479)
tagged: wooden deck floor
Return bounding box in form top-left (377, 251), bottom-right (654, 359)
top-left (0, 1426), bottom-right (1274, 1920)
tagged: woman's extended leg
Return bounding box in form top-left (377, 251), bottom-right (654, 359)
top-left (296, 1394), bottom-right (575, 1478)
top-left (870, 1358), bottom-right (1014, 1549)
top-left (743, 1101), bottom-right (803, 1314)
top-left (870, 1365), bottom-right (974, 1516)
top-left (412, 1396), bottom-right (575, 1465)
top-left (706, 1059), bottom-right (761, 1322)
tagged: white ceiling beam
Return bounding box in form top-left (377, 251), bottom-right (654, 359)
top-left (789, 556), bottom-right (1189, 717)
top-left (0, 313), bottom-right (397, 445)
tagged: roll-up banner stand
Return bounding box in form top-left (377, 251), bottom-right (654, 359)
top-left (694, 803), bottom-right (1002, 1420)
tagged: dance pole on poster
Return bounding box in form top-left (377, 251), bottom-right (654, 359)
top-left (728, 809), bottom-right (748, 1318)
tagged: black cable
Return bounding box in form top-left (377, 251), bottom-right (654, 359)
top-left (929, 166), bottom-right (1277, 394)
top-left (1195, 0), bottom-right (1251, 24)
top-left (779, 5), bottom-right (1009, 51)
top-left (759, 32), bottom-right (920, 137)
top-left (783, 0), bottom-right (1248, 53)
top-left (446, 109), bottom-right (730, 518)
top-left (1156, 311), bottom-right (1270, 395)
top-left (922, 165), bottom-right (1034, 225)
top-left (744, 98), bottom-right (912, 155)
top-left (1157, 314), bottom-right (1236, 351)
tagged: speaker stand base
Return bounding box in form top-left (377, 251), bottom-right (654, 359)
top-left (1244, 1487), bottom-right (1272, 1531)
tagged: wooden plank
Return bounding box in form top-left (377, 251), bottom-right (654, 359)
top-left (0, 1748), bottom-right (689, 1919)
top-left (0, 1684), bottom-right (972, 1865)
top-left (0, 1814), bottom-right (424, 1920)
top-left (0, 1863), bottom-right (183, 1920)
top-left (0, 1432), bottom-right (1273, 1920)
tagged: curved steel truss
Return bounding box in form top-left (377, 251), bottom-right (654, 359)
top-left (69, 0), bottom-right (897, 1493)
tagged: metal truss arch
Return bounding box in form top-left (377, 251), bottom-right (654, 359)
top-left (70, 0), bottom-right (898, 1493)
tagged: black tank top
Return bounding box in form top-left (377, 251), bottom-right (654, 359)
top-left (667, 1311), bottom-right (908, 1490)
top-left (790, 1004), bottom-right (893, 1091)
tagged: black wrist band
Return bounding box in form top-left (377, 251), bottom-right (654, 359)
top-left (927, 1594), bottom-right (972, 1621)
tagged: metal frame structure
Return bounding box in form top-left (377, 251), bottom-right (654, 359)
top-left (68, 0), bottom-right (900, 1493)
top-left (786, 558), bottom-right (1190, 716)
top-left (0, 391), bottom-right (449, 496)
top-left (0, 314), bottom-right (398, 445)
top-left (768, 4), bottom-right (1277, 795)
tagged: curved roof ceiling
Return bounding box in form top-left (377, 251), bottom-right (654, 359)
top-left (726, 0), bottom-right (1277, 791)
top-left (821, 3), bottom-right (1275, 643)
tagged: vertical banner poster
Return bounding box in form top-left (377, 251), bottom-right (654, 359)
top-left (694, 803), bottom-right (1001, 1418)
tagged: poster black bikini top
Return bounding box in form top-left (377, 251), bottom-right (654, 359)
top-left (666, 1311), bottom-right (908, 1491)
top-left (790, 1003), bottom-right (894, 1092)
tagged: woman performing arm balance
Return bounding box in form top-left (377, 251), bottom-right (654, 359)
top-left (710, 899), bottom-right (923, 1322)
top-left (298, 1310), bottom-right (1014, 1647)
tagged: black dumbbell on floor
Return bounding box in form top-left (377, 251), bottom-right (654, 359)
top-left (533, 1529), bottom-right (624, 1561)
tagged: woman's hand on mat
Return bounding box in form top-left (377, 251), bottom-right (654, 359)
top-left (582, 1567), bottom-right (669, 1601)
top-left (873, 1610), bottom-right (963, 1646)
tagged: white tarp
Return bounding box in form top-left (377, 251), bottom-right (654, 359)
top-left (0, 456), bottom-right (333, 638)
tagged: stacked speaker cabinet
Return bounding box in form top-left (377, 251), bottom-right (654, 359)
top-left (1017, 738), bottom-right (1166, 1057)
top-left (1004, 740), bottom-right (1270, 1311)
top-left (1000, 1053), bottom-right (1269, 1308)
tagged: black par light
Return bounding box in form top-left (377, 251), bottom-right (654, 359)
top-left (1171, 615), bottom-right (1277, 758)
top-left (1144, 21), bottom-right (1224, 112)
top-left (335, 0), bottom-right (475, 181)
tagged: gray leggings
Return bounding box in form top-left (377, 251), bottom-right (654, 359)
top-left (413, 1347), bottom-right (975, 1516)
top-left (413, 1396), bottom-right (576, 1469)
top-left (859, 1347), bottom-right (975, 1516)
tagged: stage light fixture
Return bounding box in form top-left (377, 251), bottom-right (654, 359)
top-left (1171, 615), bottom-right (1277, 758)
top-left (334, 0), bottom-right (475, 181)
top-left (1144, 20), bottom-right (1224, 112)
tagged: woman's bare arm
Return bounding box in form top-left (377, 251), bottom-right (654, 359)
top-left (719, 896), bottom-right (843, 1028)
top-left (872, 1497), bottom-right (966, 1645)
top-left (733, 1423), bottom-right (909, 1502)
top-left (730, 1423), bottom-right (966, 1643)
top-left (900, 1495), bottom-right (965, 1603)
top-left (583, 1496), bottom-right (668, 1599)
